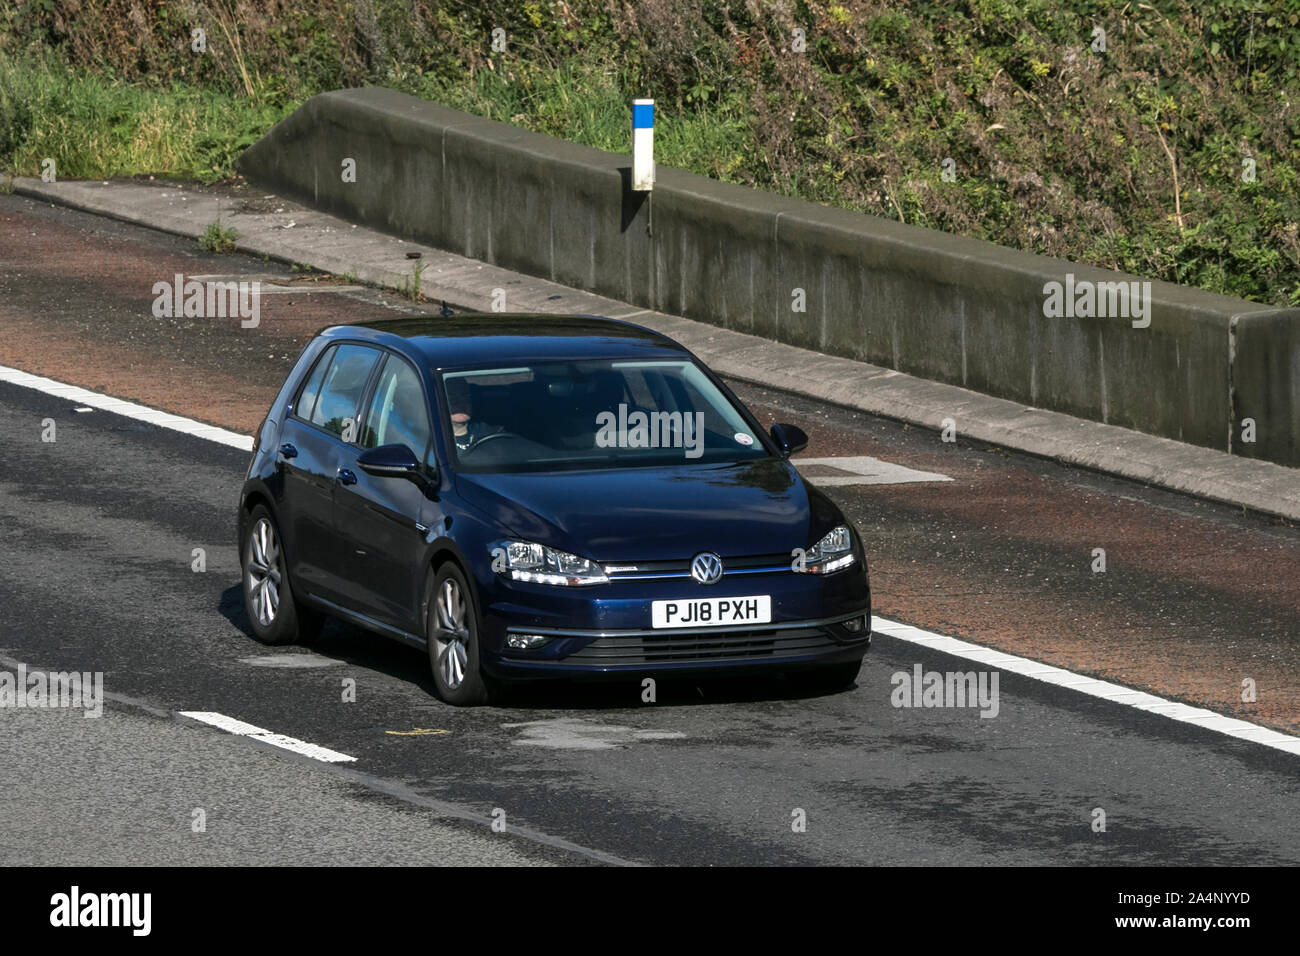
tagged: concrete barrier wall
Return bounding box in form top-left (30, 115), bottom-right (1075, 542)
top-left (238, 86), bottom-right (1300, 466)
top-left (1233, 309), bottom-right (1300, 464)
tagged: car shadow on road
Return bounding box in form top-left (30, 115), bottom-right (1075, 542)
top-left (219, 584), bottom-right (857, 710)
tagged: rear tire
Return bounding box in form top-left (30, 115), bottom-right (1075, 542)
top-left (242, 505), bottom-right (324, 646)
top-left (425, 563), bottom-right (495, 706)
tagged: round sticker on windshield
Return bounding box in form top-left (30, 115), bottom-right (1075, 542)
top-left (734, 432), bottom-right (754, 446)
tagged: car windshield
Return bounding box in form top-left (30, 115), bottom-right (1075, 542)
top-left (438, 359), bottom-right (771, 473)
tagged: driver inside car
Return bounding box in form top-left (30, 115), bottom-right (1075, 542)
top-left (446, 377), bottom-right (500, 453)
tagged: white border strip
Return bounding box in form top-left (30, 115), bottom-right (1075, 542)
top-left (179, 711), bottom-right (357, 763)
top-left (0, 365), bottom-right (254, 451)
top-left (873, 616), bottom-right (1300, 756)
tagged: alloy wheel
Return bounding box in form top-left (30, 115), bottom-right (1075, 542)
top-left (245, 517), bottom-right (281, 627)
top-left (432, 577), bottom-right (471, 689)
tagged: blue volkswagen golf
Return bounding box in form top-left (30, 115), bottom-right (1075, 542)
top-left (238, 314), bottom-right (871, 705)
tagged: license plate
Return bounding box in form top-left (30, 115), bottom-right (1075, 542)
top-left (651, 595), bottom-right (771, 629)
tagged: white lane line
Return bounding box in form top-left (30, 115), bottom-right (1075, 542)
top-left (0, 365), bottom-right (254, 451)
top-left (873, 616), bottom-right (1300, 757)
top-left (179, 711), bottom-right (357, 764)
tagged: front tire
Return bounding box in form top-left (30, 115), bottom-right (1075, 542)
top-left (426, 563), bottom-right (495, 706)
top-left (242, 505), bottom-right (324, 646)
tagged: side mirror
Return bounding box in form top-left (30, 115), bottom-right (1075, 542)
top-left (357, 443), bottom-right (421, 478)
top-left (769, 423), bottom-right (808, 456)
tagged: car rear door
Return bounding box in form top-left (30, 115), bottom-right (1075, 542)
top-left (333, 351), bottom-right (440, 634)
top-left (278, 342), bottom-right (382, 606)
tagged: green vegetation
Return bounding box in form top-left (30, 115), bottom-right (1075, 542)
top-left (2, 0), bottom-right (1298, 304)
top-left (199, 220), bottom-right (238, 252)
top-left (0, 44), bottom-right (286, 184)
top-left (404, 257), bottom-right (427, 302)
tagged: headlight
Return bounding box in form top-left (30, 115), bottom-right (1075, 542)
top-left (794, 525), bottom-right (855, 575)
top-left (493, 540), bottom-right (609, 586)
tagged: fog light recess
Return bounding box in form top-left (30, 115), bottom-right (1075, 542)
top-left (507, 633), bottom-right (551, 650)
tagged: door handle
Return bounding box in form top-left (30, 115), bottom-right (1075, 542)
top-left (337, 468), bottom-right (358, 486)
top-left (278, 443), bottom-right (298, 459)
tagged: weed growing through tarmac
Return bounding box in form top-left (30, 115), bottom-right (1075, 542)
top-left (199, 220), bottom-right (238, 253)
top-left (403, 258), bottom-right (427, 302)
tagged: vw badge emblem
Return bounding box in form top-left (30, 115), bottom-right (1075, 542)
top-left (691, 552), bottom-right (723, 585)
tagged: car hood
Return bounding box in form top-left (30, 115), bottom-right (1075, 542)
top-left (455, 457), bottom-right (842, 561)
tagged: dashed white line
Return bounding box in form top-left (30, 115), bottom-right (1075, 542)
top-left (179, 711), bottom-right (357, 763)
top-left (0, 365), bottom-right (253, 451)
top-left (873, 616), bottom-right (1300, 757)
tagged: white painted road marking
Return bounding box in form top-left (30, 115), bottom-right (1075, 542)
top-left (873, 616), bottom-right (1300, 757)
top-left (237, 652), bottom-right (344, 668)
top-left (796, 455), bottom-right (952, 485)
top-left (189, 274), bottom-right (364, 294)
top-left (502, 718), bottom-right (686, 750)
top-left (3, 369), bottom-right (1296, 759)
top-left (0, 365), bottom-right (253, 451)
top-left (179, 711), bottom-right (357, 763)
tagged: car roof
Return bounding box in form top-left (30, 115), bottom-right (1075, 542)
top-left (318, 313), bottom-right (693, 370)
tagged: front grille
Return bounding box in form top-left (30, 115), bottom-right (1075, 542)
top-left (568, 626), bottom-right (839, 664)
top-left (603, 553), bottom-right (793, 580)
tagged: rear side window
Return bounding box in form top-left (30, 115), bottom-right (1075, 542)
top-left (310, 344), bottom-right (380, 439)
top-left (295, 347), bottom-right (334, 422)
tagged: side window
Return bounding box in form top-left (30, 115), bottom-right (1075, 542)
top-left (295, 346), bottom-right (334, 422)
top-left (311, 344), bottom-right (380, 440)
top-left (622, 369), bottom-right (655, 410)
top-left (361, 355), bottom-right (432, 459)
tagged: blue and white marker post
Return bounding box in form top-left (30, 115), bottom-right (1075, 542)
top-left (632, 98), bottom-right (655, 191)
top-left (632, 98), bottom-right (654, 236)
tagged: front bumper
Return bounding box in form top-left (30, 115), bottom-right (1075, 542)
top-left (474, 548), bottom-right (872, 680)
top-left (481, 601), bottom-right (871, 682)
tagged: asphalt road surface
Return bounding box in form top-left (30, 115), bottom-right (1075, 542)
top-left (2, 192), bottom-right (1299, 866)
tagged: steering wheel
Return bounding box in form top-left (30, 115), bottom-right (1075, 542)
top-left (461, 431), bottom-right (522, 453)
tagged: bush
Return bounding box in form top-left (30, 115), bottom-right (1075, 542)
top-left (2, 0), bottom-right (1297, 304)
